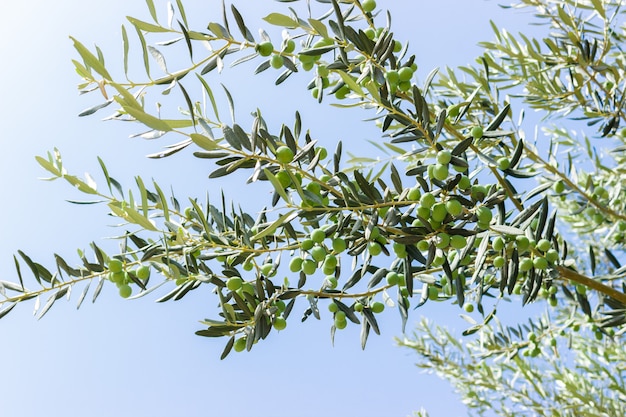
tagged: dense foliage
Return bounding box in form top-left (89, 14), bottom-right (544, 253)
top-left (1, 1), bottom-right (625, 392)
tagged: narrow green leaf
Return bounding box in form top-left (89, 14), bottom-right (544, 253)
top-left (121, 25), bottom-right (130, 77)
top-left (191, 133), bottom-right (220, 150)
top-left (13, 255), bottom-right (25, 292)
top-left (263, 13), bottom-right (298, 28)
top-left (208, 22), bottom-right (231, 38)
top-left (231, 5), bottom-right (254, 42)
top-left (115, 97), bottom-right (172, 131)
top-left (153, 181), bottom-right (170, 223)
top-left (127, 16), bottom-right (169, 33)
top-left (178, 82), bottom-right (195, 126)
top-left (196, 74), bottom-right (220, 122)
top-left (35, 156), bottom-right (61, 177)
top-left (70, 37), bottom-right (112, 80)
top-left (263, 169), bottom-right (293, 205)
top-left (178, 20), bottom-right (193, 59)
top-left (133, 25), bottom-right (151, 77)
top-left (308, 18), bottom-right (329, 39)
top-left (222, 84), bottom-right (235, 123)
top-left (135, 176), bottom-right (149, 217)
top-left (336, 70), bottom-right (363, 96)
top-left (145, 0), bottom-right (158, 22)
top-left (175, 0), bottom-right (188, 27)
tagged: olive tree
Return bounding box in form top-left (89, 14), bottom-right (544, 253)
top-left (1, 0), bottom-right (625, 377)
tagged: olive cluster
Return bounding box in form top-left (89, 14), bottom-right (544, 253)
top-left (108, 258), bottom-right (150, 298)
top-left (289, 227), bottom-right (344, 281)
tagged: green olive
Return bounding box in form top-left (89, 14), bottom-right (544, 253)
top-left (275, 145), bottom-right (294, 164)
top-left (257, 41), bottom-right (274, 57)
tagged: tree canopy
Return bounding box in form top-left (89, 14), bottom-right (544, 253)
top-left (1, 1), bottom-right (625, 407)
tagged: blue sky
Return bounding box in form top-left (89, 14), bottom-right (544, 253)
top-left (0, 1), bottom-right (533, 416)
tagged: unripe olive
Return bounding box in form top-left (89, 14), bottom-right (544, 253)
top-left (416, 206), bottom-right (431, 220)
top-left (311, 246), bottom-right (327, 262)
top-left (516, 235), bottom-right (530, 253)
top-left (546, 249), bottom-right (559, 263)
top-left (108, 259), bottom-right (124, 273)
top-left (323, 254), bottom-right (337, 269)
top-left (119, 284), bottom-right (132, 299)
top-left (385, 70), bottom-right (400, 85)
top-left (368, 241), bottom-right (382, 256)
top-left (362, 0), bottom-right (376, 13)
top-left (386, 271), bottom-right (400, 286)
top-left (431, 163), bottom-right (449, 181)
top-left (332, 238), bottom-right (347, 253)
top-left (325, 276), bottom-right (338, 289)
top-left (553, 180), bottom-right (565, 193)
top-left (368, 226), bottom-right (381, 241)
top-left (283, 39), bottom-right (296, 53)
top-left (335, 85), bottom-right (350, 100)
top-left (242, 283), bottom-right (255, 295)
top-left (533, 256), bottom-right (548, 270)
top-left (227, 276), bottom-right (243, 291)
top-left (436, 150), bottom-right (452, 165)
top-left (398, 81), bottom-right (411, 91)
top-left (109, 271), bottom-right (124, 284)
top-left (447, 104), bottom-right (460, 118)
top-left (310, 228), bottom-right (326, 244)
top-left (301, 239), bottom-right (315, 251)
top-left (301, 259), bottom-right (316, 275)
top-left (431, 203), bottom-right (448, 222)
top-left (457, 175), bottom-right (471, 190)
top-left (334, 317), bottom-right (348, 329)
top-left (135, 265), bottom-right (150, 280)
top-left (398, 67), bottom-right (413, 82)
top-left (270, 54), bottom-right (284, 69)
top-left (471, 185), bottom-right (487, 201)
top-left (536, 239), bottom-right (551, 252)
top-left (275, 145), bottom-right (294, 163)
top-left (445, 199), bottom-right (463, 217)
top-left (370, 301), bottom-right (385, 313)
top-left (257, 41), bottom-right (274, 57)
top-left (420, 192), bottom-right (436, 209)
top-left (470, 125), bottom-right (484, 139)
top-left (275, 170), bottom-right (292, 188)
top-left (273, 316), bottom-right (287, 331)
top-left (450, 235), bottom-right (467, 249)
top-left (492, 236), bottom-right (505, 252)
top-left (428, 286), bottom-right (438, 301)
top-left (416, 240), bottom-right (430, 252)
top-left (407, 186), bottom-right (421, 201)
top-left (519, 257), bottom-right (533, 272)
top-left (393, 242), bottom-right (407, 257)
top-left (233, 337), bottom-right (247, 352)
top-left (274, 300), bottom-right (286, 312)
top-left (476, 206), bottom-right (493, 224)
top-left (497, 157), bottom-right (511, 170)
top-left (435, 232), bottom-right (450, 249)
